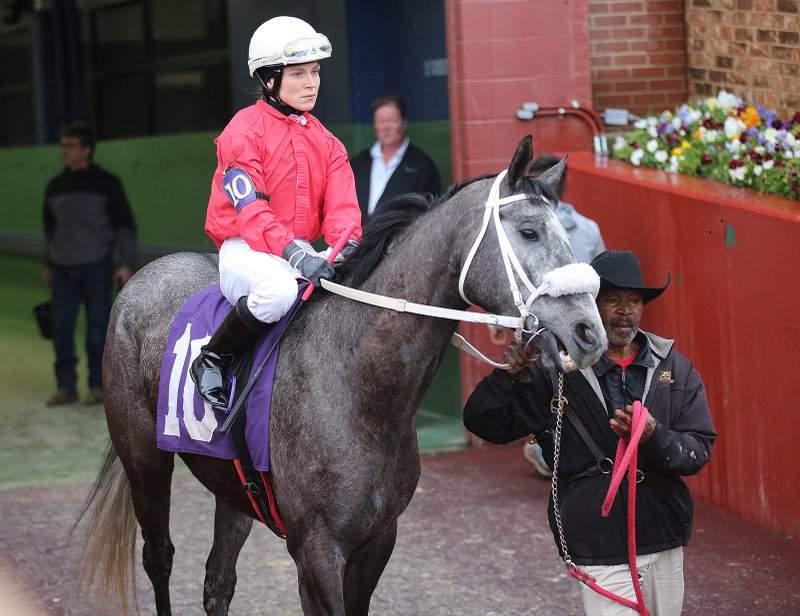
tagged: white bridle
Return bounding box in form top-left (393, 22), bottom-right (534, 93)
top-left (320, 169), bottom-right (600, 368)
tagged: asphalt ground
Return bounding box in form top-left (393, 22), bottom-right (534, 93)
top-left (2, 447), bottom-right (799, 616)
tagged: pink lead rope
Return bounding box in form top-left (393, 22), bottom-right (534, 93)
top-left (567, 400), bottom-right (650, 615)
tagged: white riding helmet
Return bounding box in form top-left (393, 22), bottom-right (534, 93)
top-left (247, 16), bottom-right (332, 77)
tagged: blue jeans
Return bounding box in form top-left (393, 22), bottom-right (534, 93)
top-left (51, 258), bottom-right (112, 391)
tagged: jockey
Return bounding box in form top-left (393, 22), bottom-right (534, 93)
top-left (191, 16), bottom-right (363, 407)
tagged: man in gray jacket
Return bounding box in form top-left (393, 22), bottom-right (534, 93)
top-left (530, 153), bottom-right (605, 263)
top-left (464, 250), bottom-right (716, 616)
top-left (43, 122), bottom-right (137, 406)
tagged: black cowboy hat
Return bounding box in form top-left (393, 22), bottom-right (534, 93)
top-left (589, 250), bottom-right (671, 304)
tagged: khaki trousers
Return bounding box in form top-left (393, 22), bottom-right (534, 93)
top-left (578, 547), bottom-right (684, 616)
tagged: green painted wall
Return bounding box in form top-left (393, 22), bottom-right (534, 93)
top-left (0, 122), bottom-right (461, 423)
top-left (1, 120), bottom-right (451, 250)
top-left (2, 132), bottom-right (218, 249)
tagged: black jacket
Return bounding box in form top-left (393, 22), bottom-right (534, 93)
top-left (350, 142), bottom-right (441, 219)
top-left (463, 331), bottom-right (717, 565)
top-left (43, 163), bottom-right (136, 268)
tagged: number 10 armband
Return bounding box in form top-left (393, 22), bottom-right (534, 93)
top-left (221, 167), bottom-right (269, 212)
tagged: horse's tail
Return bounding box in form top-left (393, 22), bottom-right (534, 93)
top-left (72, 441), bottom-right (139, 615)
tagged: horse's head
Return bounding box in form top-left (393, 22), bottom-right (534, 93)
top-left (458, 136), bottom-right (607, 372)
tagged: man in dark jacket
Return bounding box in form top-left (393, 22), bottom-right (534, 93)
top-left (350, 95), bottom-right (440, 219)
top-left (43, 122), bottom-right (137, 406)
top-left (464, 250), bottom-right (716, 616)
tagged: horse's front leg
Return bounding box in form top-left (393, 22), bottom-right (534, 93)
top-left (343, 522), bottom-right (398, 616)
top-left (203, 496), bottom-right (254, 616)
top-left (288, 528), bottom-right (348, 616)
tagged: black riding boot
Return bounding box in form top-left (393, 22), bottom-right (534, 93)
top-left (190, 296), bottom-right (267, 407)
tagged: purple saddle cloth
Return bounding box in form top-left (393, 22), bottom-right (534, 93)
top-left (156, 282), bottom-right (305, 471)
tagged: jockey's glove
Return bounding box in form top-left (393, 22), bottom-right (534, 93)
top-left (282, 241), bottom-right (335, 286)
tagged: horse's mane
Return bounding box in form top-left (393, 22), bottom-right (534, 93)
top-left (334, 192), bottom-right (436, 288)
top-left (334, 173), bottom-right (558, 289)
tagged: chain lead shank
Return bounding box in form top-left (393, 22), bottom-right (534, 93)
top-left (549, 373), bottom-right (575, 571)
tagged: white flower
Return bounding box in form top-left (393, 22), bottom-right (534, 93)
top-left (763, 159), bottom-right (775, 170)
top-left (724, 116), bottom-right (744, 139)
top-left (648, 126), bottom-right (658, 138)
top-left (647, 116), bottom-right (658, 127)
top-left (753, 165), bottom-right (763, 176)
top-left (655, 150), bottom-right (668, 163)
top-left (646, 139), bottom-right (659, 153)
top-left (672, 117), bottom-right (683, 130)
top-left (726, 138), bottom-right (742, 154)
top-left (669, 155), bottom-right (679, 173)
top-left (728, 166), bottom-right (747, 182)
top-left (763, 128), bottom-right (778, 143)
top-left (614, 135), bottom-right (627, 150)
top-left (634, 119), bottom-right (648, 130)
top-left (754, 145), bottom-right (766, 155)
top-left (631, 148), bottom-right (644, 166)
top-left (704, 129), bottom-right (720, 143)
top-left (786, 150), bottom-right (795, 159)
top-left (717, 90), bottom-right (741, 110)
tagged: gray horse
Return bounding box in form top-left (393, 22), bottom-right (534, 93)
top-left (79, 136), bottom-right (606, 615)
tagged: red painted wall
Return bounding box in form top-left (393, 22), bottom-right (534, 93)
top-left (567, 152), bottom-right (800, 537)
top-left (445, 0), bottom-right (595, 179)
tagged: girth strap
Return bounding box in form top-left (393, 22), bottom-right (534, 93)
top-left (228, 348), bottom-right (286, 539)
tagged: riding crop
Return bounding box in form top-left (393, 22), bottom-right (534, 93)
top-left (220, 223), bottom-right (357, 433)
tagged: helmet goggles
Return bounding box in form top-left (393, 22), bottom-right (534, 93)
top-left (257, 34), bottom-right (332, 68)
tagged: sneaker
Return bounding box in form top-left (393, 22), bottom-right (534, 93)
top-left (86, 388), bottom-right (105, 405)
top-left (47, 389), bottom-right (79, 406)
top-left (523, 441), bottom-right (553, 479)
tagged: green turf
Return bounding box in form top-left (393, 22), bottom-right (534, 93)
top-left (0, 253), bottom-right (464, 490)
top-left (0, 254), bottom-right (111, 488)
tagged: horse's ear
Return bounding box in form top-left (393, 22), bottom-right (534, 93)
top-left (536, 155), bottom-right (568, 193)
top-left (507, 135), bottom-right (533, 190)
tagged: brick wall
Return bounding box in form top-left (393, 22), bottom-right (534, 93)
top-left (589, 0), bottom-right (689, 117)
top-left (686, 0), bottom-right (800, 117)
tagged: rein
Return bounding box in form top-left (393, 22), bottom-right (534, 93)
top-left (551, 378), bottom-right (651, 615)
top-left (320, 169), bottom-right (599, 369)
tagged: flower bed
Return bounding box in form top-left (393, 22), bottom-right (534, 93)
top-left (612, 90), bottom-right (800, 200)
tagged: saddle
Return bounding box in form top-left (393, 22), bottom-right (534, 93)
top-left (156, 282), bottom-right (307, 538)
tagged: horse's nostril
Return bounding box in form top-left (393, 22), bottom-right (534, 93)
top-left (573, 323), bottom-right (597, 349)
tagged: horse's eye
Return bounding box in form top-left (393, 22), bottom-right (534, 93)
top-left (520, 228), bottom-right (539, 241)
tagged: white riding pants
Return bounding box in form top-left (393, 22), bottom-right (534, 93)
top-left (218, 237), bottom-right (328, 324)
top-left (578, 547), bottom-right (684, 616)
